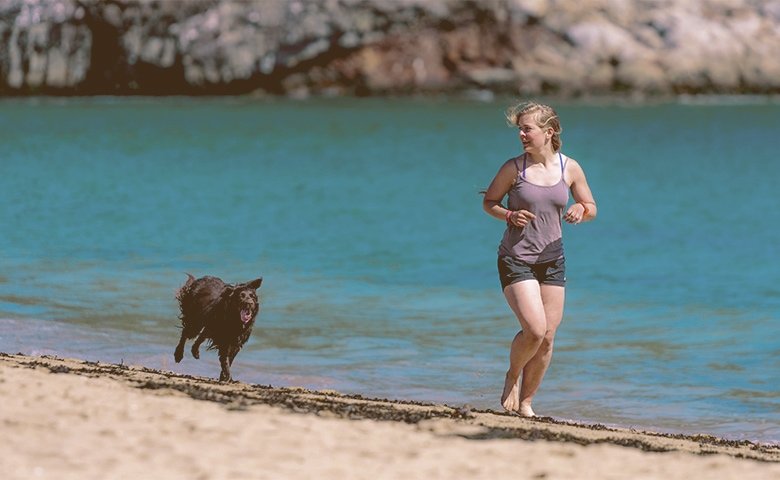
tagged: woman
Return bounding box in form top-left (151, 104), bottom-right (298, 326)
top-left (482, 101), bottom-right (597, 416)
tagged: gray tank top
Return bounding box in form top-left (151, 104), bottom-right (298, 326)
top-left (498, 152), bottom-right (569, 263)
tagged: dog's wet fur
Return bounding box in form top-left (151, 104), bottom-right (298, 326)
top-left (174, 274), bottom-right (263, 382)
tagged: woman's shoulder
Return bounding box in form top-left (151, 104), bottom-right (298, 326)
top-left (561, 153), bottom-right (586, 183)
top-left (504, 154), bottom-right (524, 164)
top-left (501, 154), bottom-right (524, 171)
top-left (560, 151), bottom-right (577, 163)
top-left (500, 155), bottom-right (524, 178)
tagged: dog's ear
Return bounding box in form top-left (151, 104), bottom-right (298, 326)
top-left (245, 277), bottom-right (263, 290)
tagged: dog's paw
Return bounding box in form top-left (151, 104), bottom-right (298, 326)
top-left (174, 347), bottom-right (183, 363)
top-left (191, 346), bottom-right (200, 360)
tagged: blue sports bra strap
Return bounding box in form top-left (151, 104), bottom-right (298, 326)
top-left (559, 152), bottom-right (567, 180)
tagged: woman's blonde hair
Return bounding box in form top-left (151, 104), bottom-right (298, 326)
top-left (505, 101), bottom-right (563, 152)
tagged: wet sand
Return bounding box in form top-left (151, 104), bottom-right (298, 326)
top-left (2, 352), bottom-right (778, 479)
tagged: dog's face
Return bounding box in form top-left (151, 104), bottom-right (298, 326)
top-left (227, 278), bottom-right (263, 327)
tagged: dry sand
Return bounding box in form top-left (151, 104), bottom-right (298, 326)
top-left (1, 353), bottom-right (778, 480)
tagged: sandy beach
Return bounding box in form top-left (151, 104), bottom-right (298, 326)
top-left (1, 353), bottom-right (778, 480)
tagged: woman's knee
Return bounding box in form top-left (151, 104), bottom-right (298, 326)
top-left (538, 334), bottom-right (556, 355)
top-left (523, 324), bottom-right (546, 344)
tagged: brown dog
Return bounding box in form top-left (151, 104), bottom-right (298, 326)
top-left (174, 274), bottom-right (263, 382)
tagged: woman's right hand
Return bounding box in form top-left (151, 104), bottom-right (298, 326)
top-left (507, 210), bottom-right (536, 227)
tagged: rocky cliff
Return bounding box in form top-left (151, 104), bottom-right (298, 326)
top-left (2, 0), bottom-right (779, 97)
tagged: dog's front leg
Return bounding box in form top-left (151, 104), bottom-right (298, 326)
top-left (174, 330), bottom-right (189, 363)
top-left (218, 349), bottom-right (233, 382)
top-left (191, 329), bottom-right (207, 359)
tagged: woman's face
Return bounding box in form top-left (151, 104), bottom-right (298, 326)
top-left (517, 113), bottom-right (550, 153)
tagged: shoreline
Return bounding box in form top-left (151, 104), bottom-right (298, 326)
top-left (2, 352), bottom-right (778, 479)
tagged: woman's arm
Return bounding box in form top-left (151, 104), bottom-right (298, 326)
top-left (564, 159), bottom-right (597, 224)
top-left (483, 159), bottom-right (536, 228)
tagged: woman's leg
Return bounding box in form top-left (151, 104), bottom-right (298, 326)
top-left (500, 280), bottom-right (548, 413)
top-left (518, 284), bottom-right (565, 415)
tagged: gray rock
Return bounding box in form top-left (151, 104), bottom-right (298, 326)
top-left (1, 0), bottom-right (780, 96)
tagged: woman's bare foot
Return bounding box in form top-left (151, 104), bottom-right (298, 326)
top-left (517, 402), bottom-right (536, 417)
top-left (500, 371), bottom-right (520, 412)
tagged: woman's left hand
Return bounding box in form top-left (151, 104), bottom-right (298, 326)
top-left (564, 203), bottom-right (586, 224)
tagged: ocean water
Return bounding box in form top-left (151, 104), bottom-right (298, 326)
top-left (1, 96), bottom-right (778, 444)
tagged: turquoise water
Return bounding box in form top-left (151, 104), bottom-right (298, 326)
top-left (1, 97), bottom-right (779, 443)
